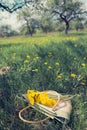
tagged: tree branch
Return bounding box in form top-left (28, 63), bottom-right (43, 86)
top-left (0, 0), bottom-right (33, 13)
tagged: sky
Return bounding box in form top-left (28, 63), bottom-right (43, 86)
top-left (0, 0), bottom-right (87, 31)
top-left (0, 11), bottom-right (22, 31)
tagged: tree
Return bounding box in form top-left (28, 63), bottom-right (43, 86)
top-left (0, 0), bottom-right (31, 13)
top-left (75, 21), bottom-right (84, 31)
top-left (40, 15), bottom-right (53, 33)
top-left (47, 0), bottom-right (87, 34)
top-left (18, 8), bottom-right (40, 36)
top-left (0, 25), bottom-right (18, 37)
top-left (0, 0), bottom-right (48, 13)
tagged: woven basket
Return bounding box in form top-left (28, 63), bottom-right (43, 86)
top-left (19, 90), bottom-right (72, 124)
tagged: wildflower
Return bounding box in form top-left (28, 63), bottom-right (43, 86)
top-left (27, 90), bottom-right (38, 105)
top-left (81, 63), bottom-right (86, 67)
top-left (74, 57), bottom-right (77, 60)
top-left (26, 90), bottom-right (56, 106)
top-left (33, 69), bottom-right (39, 72)
top-left (57, 75), bottom-right (62, 79)
top-left (55, 62), bottom-right (60, 66)
top-left (48, 66), bottom-right (52, 69)
top-left (33, 56), bottom-right (39, 61)
top-left (35, 56), bottom-right (39, 59)
top-left (29, 97), bottom-right (34, 105)
top-left (26, 55), bottom-right (30, 59)
top-left (44, 62), bottom-right (48, 65)
top-left (24, 60), bottom-right (28, 64)
top-left (70, 73), bottom-right (76, 78)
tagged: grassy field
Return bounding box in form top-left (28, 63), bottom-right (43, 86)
top-left (0, 32), bottom-right (87, 130)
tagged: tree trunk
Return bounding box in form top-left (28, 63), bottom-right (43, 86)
top-left (65, 21), bottom-right (69, 34)
top-left (60, 14), bottom-right (69, 34)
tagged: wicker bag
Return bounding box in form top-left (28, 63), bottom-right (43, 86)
top-left (19, 90), bottom-right (73, 124)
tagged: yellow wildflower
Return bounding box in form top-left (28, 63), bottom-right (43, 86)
top-left (70, 73), bottom-right (76, 78)
top-left (57, 75), bottom-right (62, 79)
top-left (28, 96), bottom-right (34, 105)
top-left (24, 60), bottom-right (28, 64)
top-left (37, 92), bottom-right (56, 107)
top-left (74, 57), bottom-right (77, 60)
top-left (81, 63), bottom-right (86, 67)
top-left (35, 56), bottom-right (39, 59)
top-left (26, 90), bottom-right (56, 107)
top-left (46, 98), bottom-right (56, 106)
top-left (33, 56), bottom-right (39, 61)
top-left (44, 62), bottom-right (48, 65)
top-left (34, 69), bottom-right (39, 72)
top-left (27, 90), bottom-right (36, 97)
top-left (26, 55), bottom-right (30, 59)
top-left (38, 92), bottom-right (47, 105)
top-left (27, 90), bottom-right (38, 105)
top-left (55, 62), bottom-right (60, 66)
top-left (48, 66), bottom-right (52, 69)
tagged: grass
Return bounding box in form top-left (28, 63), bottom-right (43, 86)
top-left (0, 32), bottom-right (79, 44)
top-left (0, 32), bottom-right (87, 130)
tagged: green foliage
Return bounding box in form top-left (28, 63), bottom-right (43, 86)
top-left (0, 33), bottom-right (87, 130)
top-left (75, 22), bottom-right (84, 31)
top-left (47, 0), bottom-right (86, 34)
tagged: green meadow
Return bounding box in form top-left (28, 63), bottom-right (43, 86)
top-left (0, 32), bottom-right (87, 130)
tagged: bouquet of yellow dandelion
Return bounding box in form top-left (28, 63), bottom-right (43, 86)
top-left (19, 90), bottom-right (74, 124)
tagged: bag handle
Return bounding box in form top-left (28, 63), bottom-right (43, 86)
top-left (19, 105), bottom-right (50, 124)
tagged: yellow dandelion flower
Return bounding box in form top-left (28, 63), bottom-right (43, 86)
top-left (26, 90), bottom-right (56, 107)
top-left (57, 75), bottom-right (62, 79)
top-left (55, 62), bottom-right (60, 66)
top-left (81, 63), bottom-right (86, 67)
top-left (38, 92), bottom-right (56, 107)
top-left (46, 98), bottom-right (56, 107)
top-left (26, 55), bottom-right (30, 59)
top-left (70, 73), bottom-right (76, 78)
top-left (36, 56), bottom-right (39, 59)
top-left (48, 66), bottom-right (52, 69)
top-left (24, 60), bottom-right (28, 64)
top-left (27, 90), bottom-right (39, 105)
top-left (34, 69), bottom-right (39, 72)
top-left (74, 57), bottom-right (77, 60)
top-left (33, 56), bottom-right (39, 61)
top-left (26, 94), bottom-right (35, 105)
top-left (39, 94), bottom-right (47, 105)
top-left (29, 97), bottom-right (34, 105)
top-left (44, 62), bottom-right (48, 65)
top-left (30, 92), bottom-right (36, 97)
